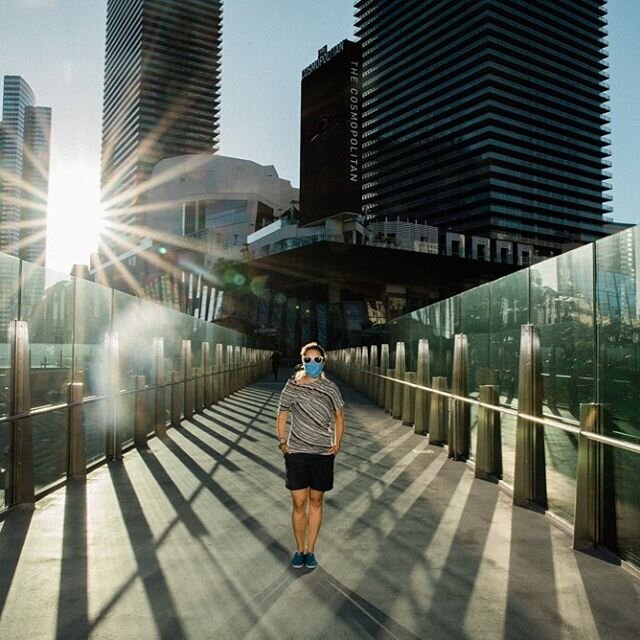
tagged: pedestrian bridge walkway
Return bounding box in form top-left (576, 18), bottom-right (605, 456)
top-left (0, 379), bottom-right (638, 640)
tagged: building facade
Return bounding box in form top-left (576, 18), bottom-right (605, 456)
top-left (300, 40), bottom-right (362, 225)
top-left (356, 0), bottom-right (611, 259)
top-left (100, 0), bottom-right (222, 233)
top-left (0, 76), bottom-right (51, 263)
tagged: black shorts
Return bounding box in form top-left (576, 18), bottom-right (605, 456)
top-left (284, 453), bottom-right (335, 492)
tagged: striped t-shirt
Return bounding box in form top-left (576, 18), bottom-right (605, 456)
top-left (277, 376), bottom-right (345, 454)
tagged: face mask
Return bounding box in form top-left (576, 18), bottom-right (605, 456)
top-left (303, 361), bottom-right (324, 378)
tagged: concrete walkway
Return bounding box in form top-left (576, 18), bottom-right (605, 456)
top-left (0, 379), bottom-right (639, 640)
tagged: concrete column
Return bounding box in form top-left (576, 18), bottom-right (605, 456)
top-left (182, 340), bottom-right (193, 418)
top-left (514, 324), bottom-right (547, 508)
top-left (170, 371), bottom-right (181, 427)
top-left (153, 338), bottom-right (166, 436)
top-left (392, 342), bottom-right (406, 419)
top-left (378, 344), bottom-right (389, 408)
top-left (429, 377), bottom-right (449, 444)
top-left (134, 375), bottom-right (148, 449)
top-left (448, 333), bottom-right (470, 460)
top-left (402, 372), bottom-right (415, 426)
top-left (475, 385), bottom-right (502, 480)
top-left (574, 404), bottom-right (617, 550)
top-left (67, 382), bottom-right (85, 478)
top-left (414, 339), bottom-right (430, 435)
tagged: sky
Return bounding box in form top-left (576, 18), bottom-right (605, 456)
top-left (0, 0), bottom-right (638, 274)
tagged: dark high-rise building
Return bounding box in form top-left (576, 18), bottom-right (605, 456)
top-left (300, 40), bottom-right (361, 225)
top-left (101, 0), bottom-right (222, 233)
top-left (356, 0), bottom-right (611, 257)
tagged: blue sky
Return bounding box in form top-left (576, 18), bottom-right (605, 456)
top-left (0, 0), bottom-right (637, 273)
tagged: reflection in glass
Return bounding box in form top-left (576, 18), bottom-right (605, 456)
top-left (615, 447), bottom-right (640, 566)
top-left (32, 408), bottom-right (68, 493)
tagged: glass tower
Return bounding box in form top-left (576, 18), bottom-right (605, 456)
top-left (0, 76), bottom-right (51, 263)
top-left (356, 0), bottom-right (611, 257)
top-left (100, 0), bottom-right (222, 232)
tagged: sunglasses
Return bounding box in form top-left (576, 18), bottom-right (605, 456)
top-left (303, 356), bottom-right (325, 363)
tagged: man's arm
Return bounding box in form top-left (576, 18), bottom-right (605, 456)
top-left (328, 408), bottom-right (345, 455)
top-left (276, 410), bottom-right (289, 454)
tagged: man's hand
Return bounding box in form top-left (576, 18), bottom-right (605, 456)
top-left (327, 443), bottom-right (340, 456)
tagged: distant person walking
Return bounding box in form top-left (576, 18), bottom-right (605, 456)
top-left (270, 349), bottom-right (282, 381)
top-left (275, 342), bottom-right (345, 569)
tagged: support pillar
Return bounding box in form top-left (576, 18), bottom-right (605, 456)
top-left (573, 404), bottom-right (617, 550)
top-left (414, 339), bottom-right (430, 435)
top-left (475, 385), bottom-right (502, 480)
top-left (513, 324), bottom-right (547, 507)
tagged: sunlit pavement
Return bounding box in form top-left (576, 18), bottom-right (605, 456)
top-left (0, 378), bottom-right (639, 640)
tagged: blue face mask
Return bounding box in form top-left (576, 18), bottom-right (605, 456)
top-left (303, 361), bottom-right (324, 378)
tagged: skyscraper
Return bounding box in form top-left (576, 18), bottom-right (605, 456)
top-left (100, 0), bottom-right (223, 235)
top-left (0, 75), bottom-right (51, 264)
top-left (356, 0), bottom-right (611, 258)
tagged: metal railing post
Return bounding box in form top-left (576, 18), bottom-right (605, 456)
top-left (429, 376), bottom-right (449, 444)
top-left (574, 403), bottom-right (617, 550)
top-left (475, 385), bottom-right (502, 480)
top-left (448, 333), bottom-right (470, 460)
top-left (202, 342), bottom-right (211, 407)
top-left (379, 344), bottom-right (389, 408)
top-left (414, 339), bottom-right (430, 435)
top-left (153, 338), bottom-right (166, 436)
top-left (514, 324), bottom-right (547, 507)
top-left (134, 375), bottom-right (148, 448)
top-left (369, 345), bottom-right (378, 400)
top-left (104, 331), bottom-right (122, 460)
top-left (67, 382), bottom-right (86, 478)
top-left (8, 320), bottom-right (34, 505)
top-left (360, 346), bottom-right (369, 395)
top-left (402, 371), bottom-right (415, 426)
top-left (392, 342), bottom-right (405, 419)
top-left (182, 339), bottom-right (193, 418)
top-left (194, 367), bottom-right (204, 412)
top-left (170, 370), bottom-right (181, 427)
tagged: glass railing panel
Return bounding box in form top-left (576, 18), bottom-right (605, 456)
top-left (73, 278), bottom-right (112, 397)
top-left (489, 269), bottom-right (529, 486)
top-left (543, 426), bottom-right (578, 523)
top-left (32, 407), bottom-right (68, 493)
top-left (117, 392), bottom-right (135, 446)
top-left (112, 289), bottom-right (142, 392)
top-left (531, 244), bottom-right (595, 422)
top-left (21, 262), bottom-right (73, 408)
top-left (615, 446), bottom-right (640, 567)
top-left (596, 227), bottom-right (640, 447)
top-left (461, 283), bottom-right (492, 461)
top-left (0, 423), bottom-right (8, 508)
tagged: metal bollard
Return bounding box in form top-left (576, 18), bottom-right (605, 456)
top-left (475, 385), bottom-right (502, 479)
top-left (429, 377), bottom-right (449, 444)
top-left (448, 334), bottom-right (470, 460)
top-left (379, 344), bottom-right (389, 408)
top-left (414, 339), bottom-right (430, 435)
top-left (392, 342), bottom-right (406, 419)
top-left (402, 372), bottom-right (415, 426)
